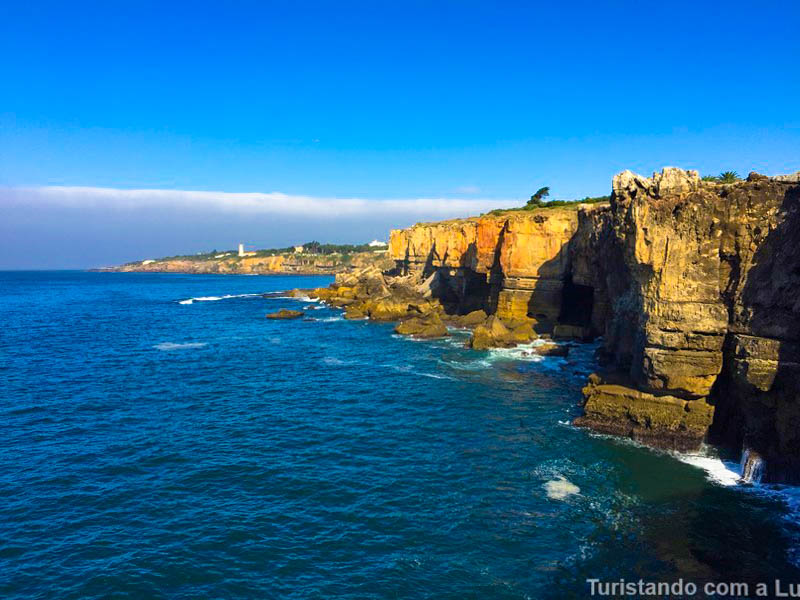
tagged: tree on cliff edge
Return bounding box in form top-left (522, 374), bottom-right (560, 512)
top-left (527, 186), bottom-right (550, 207)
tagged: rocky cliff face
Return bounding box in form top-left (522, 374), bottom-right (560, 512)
top-left (574, 169), bottom-right (800, 477)
top-left (389, 209), bottom-right (583, 328)
top-left (386, 168), bottom-right (800, 479)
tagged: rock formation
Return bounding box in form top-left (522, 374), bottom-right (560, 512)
top-left (291, 167), bottom-right (800, 481)
top-left (573, 168), bottom-right (799, 480)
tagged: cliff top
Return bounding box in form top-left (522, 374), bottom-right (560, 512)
top-left (406, 202), bottom-right (609, 229)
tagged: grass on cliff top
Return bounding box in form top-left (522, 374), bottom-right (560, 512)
top-left (484, 195), bottom-right (610, 217)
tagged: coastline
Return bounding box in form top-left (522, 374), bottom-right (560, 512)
top-left (280, 167), bottom-right (800, 484)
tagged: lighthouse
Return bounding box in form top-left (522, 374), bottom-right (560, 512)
top-left (238, 243), bottom-right (245, 257)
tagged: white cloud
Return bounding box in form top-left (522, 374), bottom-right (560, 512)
top-left (455, 185), bottom-right (481, 194)
top-left (7, 185), bottom-right (512, 219)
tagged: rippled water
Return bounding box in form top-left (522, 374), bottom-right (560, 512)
top-left (3, 271), bottom-right (800, 598)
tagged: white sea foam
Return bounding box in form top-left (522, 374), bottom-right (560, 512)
top-left (319, 316), bottom-right (344, 323)
top-left (153, 342), bottom-right (208, 351)
top-left (676, 454), bottom-right (742, 487)
top-left (178, 293), bottom-right (261, 305)
top-left (544, 476), bottom-right (581, 500)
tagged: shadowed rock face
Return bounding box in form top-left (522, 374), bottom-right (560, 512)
top-left (574, 168), bottom-right (800, 475)
top-left (387, 168), bottom-right (800, 476)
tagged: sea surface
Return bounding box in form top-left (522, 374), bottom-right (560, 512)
top-left (3, 271), bottom-right (800, 599)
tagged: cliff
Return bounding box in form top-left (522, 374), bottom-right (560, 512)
top-left (314, 167), bottom-right (799, 480)
top-left (388, 208), bottom-right (584, 327)
top-left (103, 250), bottom-right (392, 275)
top-left (574, 169), bottom-right (800, 474)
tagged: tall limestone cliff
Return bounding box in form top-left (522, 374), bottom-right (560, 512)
top-left (386, 168), bottom-right (800, 479)
top-left (388, 209), bottom-right (583, 328)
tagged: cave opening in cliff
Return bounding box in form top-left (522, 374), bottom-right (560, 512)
top-left (558, 276), bottom-right (594, 326)
top-left (460, 269), bottom-right (491, 314)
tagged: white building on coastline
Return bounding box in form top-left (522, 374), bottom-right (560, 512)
top-left (238, 243), bottom-right (256, 258)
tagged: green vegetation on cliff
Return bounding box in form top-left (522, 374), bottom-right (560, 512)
top-left (701, 170), bottom-right (742, 183)
top-left (486, 193), bottom-right (610, 216)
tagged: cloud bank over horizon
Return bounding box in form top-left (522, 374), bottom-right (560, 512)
top-left (1, 185), bottom-right (514, 270)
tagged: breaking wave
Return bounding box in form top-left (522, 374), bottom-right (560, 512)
top-left (178, 293), bottom-right (261, 305)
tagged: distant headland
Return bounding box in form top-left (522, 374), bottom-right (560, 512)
top-left (96, 240), bottom-right (393, 275)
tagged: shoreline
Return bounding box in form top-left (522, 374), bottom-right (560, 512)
top-left (89, 268), bottom-right (340, 276)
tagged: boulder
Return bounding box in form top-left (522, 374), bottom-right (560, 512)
top-left (368, 298), bottom-right (412, 321)
top-left (448, 309), bottom-right (488, 328)
top-left (394, 314), bottom-right (449, 339)
top-left (470, 316), bottom-right (513, 349)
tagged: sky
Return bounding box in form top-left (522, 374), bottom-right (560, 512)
top-left (1, 0), bottom-right (799, 269)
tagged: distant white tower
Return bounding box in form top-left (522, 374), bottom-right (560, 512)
top-left (238, 243), bottom-right (245, 257)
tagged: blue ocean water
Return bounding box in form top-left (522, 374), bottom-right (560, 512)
top-left (2, 271), bottom-right (800, 599)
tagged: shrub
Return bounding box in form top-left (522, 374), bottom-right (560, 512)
top-left (526, 186), bottom-right (550, 207)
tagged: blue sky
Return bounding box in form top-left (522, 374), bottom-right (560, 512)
top-left (1, 0), bottom-right (799, 268)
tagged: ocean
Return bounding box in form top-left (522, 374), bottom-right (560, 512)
top-left (2, 271), bottom-right (800, 599)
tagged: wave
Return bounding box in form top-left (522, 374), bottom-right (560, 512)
top-left (153, 342), bottom-right (208, 351)
top-left (178, 293), bottom-right (261, 305)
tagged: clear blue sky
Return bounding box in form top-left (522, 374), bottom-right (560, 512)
top-left (1, 0), bottom-right (799, 268)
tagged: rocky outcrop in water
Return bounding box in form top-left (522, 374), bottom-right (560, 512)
top-left (293, 167), bottom-right (800, 480)
top-left (265, 309), bottom-right (305, 320)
